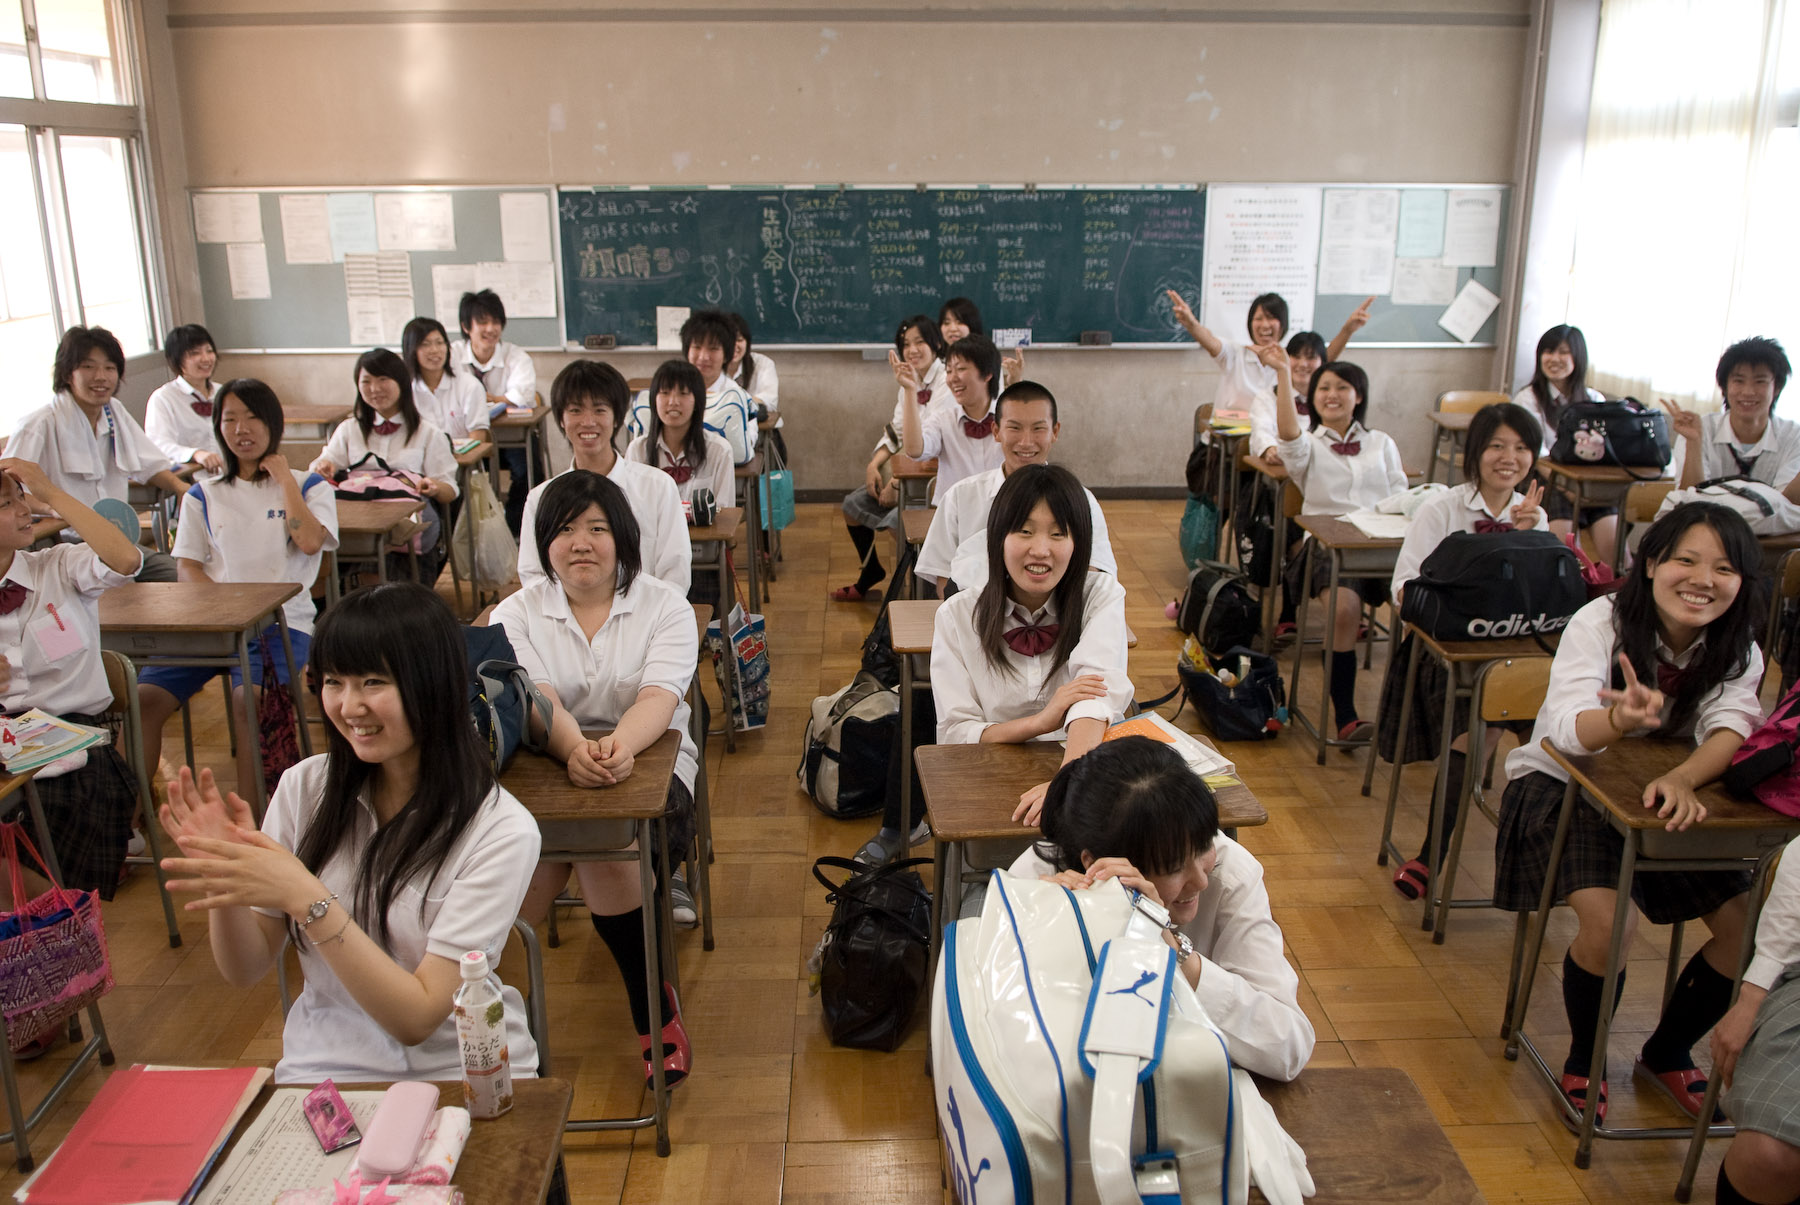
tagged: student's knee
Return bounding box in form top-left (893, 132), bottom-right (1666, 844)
top-left (137, 683), bottom-right (181, 722)
top-left (1725, 1130), bottom-right (1800, 1196)
top-left (1568, 886), bottom-right (1635, 969)
top-left (1702, 894), bottom-right (1750, 961)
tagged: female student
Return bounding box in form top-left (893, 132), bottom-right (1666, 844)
top-left (1268, 350), bottom-right (1407, 743)
top-left (625, 359), bottom-right (735, 511)
top-left (1014, 735), bottom-right (1314, 1081)
top-left (1667, 337), bottom-right (1800, 500)
top-left (938, 297), bottom-right (984, 343)
top-left (402, 317), bottom-right (489, 443)
top-left (158, 583), bottom-right (542, 1086)
top-left (1493, 502), bottom-right (1764, 1124)
top-left (627, 310), bottom-right (757, 465)
top-left (1382, 402), bottom-right (1546, 897)
top-left (726, 312), bottom-right (782, 458)
top-left (136, 379), bottom-right (338, 798)
top-left (1512, 324), bottom-right (1616, 562)
top-left (144, 324), bottom-right (223, 474)
top-left (898, 334), bottom-right (1004, 498)
top-left (494, 471), bottom-right (700, 1084)
top-left (832, 315), bottom-right (951, 602)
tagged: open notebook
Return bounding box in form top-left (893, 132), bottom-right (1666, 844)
top-left (1102, 711), bottom-right (1236, 780)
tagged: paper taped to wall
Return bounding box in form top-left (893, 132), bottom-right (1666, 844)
top-left (1437, 279), bottom-right (1500, 342)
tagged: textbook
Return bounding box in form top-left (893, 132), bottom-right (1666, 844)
top-left (1101, 712), bottom-right (1236, 779)
top-left (0, 710), bottom-right (107, 774)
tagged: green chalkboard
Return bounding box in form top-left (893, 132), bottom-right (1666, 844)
top-left (556, 186), bottom-right (1205, 345)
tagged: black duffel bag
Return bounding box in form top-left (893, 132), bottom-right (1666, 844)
top-left (811, 856), bottom-right (932, 1051)
top-left (1399, 530), bottom-right (1586, 642)
top-left (1175, 561), bottom-right (1261, 655)
top-left (1550, 397), bottom-right (1671, 473)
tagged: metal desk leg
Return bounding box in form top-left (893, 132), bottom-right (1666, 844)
top-left (1376, 636), bottom-right (1424, 857)
top-left (274, 612), bottom-right (312, 758)
top-left (1427, 427), bottom-right (1444, 484)
top-left (239, 628), bottom-right (268, 821)
top-left (716, 555), bottom-right (738, 753)
top-left (1505, 777), bottom-right (1581, 1052)
top-left (1314, 550), bottom-right (1341, 764)
top-left (1418, 646), bottom-right (1460, 931)
top-left (1285, 542), bottom-right (1315, 750)
top-left (1432, 671), bottom-right (1483, 943)
top-left (638, 818), bottom-right (671, 1157)
top-left (899, 653), bottom-right (915, 846)
top-left (1572, 834), bottom-right (1639, 1167)
top-left (743, 474), bottom-right (763, 612)
top-left (1258, 477), bottom-right (1286, 655)
top-left (325, 551), bottom-right (340, 607)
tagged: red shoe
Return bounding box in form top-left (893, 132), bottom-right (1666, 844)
top-left (1337, 719), bottom-right (1373, 744)
top-left (1391, 859), bottom-right (1429, 900)
top-left (1635, 1060), bottom-right (1720, 1121)
top-left (830, 583), bottom-right (872, 602)
top-left (1558, 1073), bottom-right (1607, 1130)
top-left (639, 983), bottom-right (691, 1088)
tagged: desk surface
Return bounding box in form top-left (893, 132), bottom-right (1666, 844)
top-left (1536, 460), bottom-right (1669, 485)
top-left (890, 456), bottom-right (938, 479)
top-left (1294, 514), bottom-right (1403, 550)
top-left (1411, 625), bottom-right (1558, 664)
top-left (1547, 740), bottom-right (1800, 832)
top-left (280, 403), bottom-right (351, 425)
top-left (733, 454), bottom-right (764, 479)
top-left (99, 582), bottom-right (300, 632)
top-left (0, 766), bottom-right (40, 808)
top-left (336, 498), bottom-right (425, 534)
top-left (492, 405), bottom-right (549, 428)
top-left (1428, 410), bottom-right (1475, 432)
top-left (689, 506), bottom-right (743, 544)
top-left (902, 507), bottom-right (934, 546)
top-left (1255, 1067), bottom-right (1485, 1204)
top-left (917, 741), bottom-right (1267, 840)
top-left (501, 729), bottom-right (680, 823)
top-left (1241, 453), bottom-right (1288, 481)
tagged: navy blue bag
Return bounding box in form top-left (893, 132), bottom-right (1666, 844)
top-left (463, 624), bottom-right (550, 772)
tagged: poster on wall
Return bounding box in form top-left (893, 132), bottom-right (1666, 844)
top-left (1201, 186), bottom-right (1321, 336)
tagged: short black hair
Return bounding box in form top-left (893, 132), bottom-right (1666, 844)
top-left (895, 314), bottom-right (947, 361)
top-left (1304, 360), bottom-right (1370, 430)
top-left (1716, 336), bottom-right (1791, 399)
top-left (1286, 331), bottom-right (1327, 360)
top-left (996, 379), bottom-right (1057, 426)
top-left (946, 335), bottom-right (1002, 401)
top-left (1462, 402), bottom-right (1543, 485)
top-left (1247, 293), bottom-right (1289, 339)
top-left (938, 297), bottom-right (985, 337)
top-left (550, 359), bottom-right (629, 430)
top-left (458, 289), bottom-right (506, 335)
top-left (163, 324), bottom-right (216, 376)
top-left (214, 378), bottom-right (286, 484)
top-left (532, 469), bottom-right (642, 596)
top-left (680, 308), bottom-right (736, 356)
top-left (52, 325), bottom-right (125, 395)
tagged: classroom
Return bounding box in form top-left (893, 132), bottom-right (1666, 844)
top-left (0, 1), bottom-right (1796, 1202)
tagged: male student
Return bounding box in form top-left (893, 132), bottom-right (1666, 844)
top-left (628, 308), bottom-right (757, 464)
top-left (1666, 336), bottom-right (1800, 498)
top-left (10, 325), bottom-right (182, 581)
top-left (451, 289), bottom-right (538, 533)
top-left (915, 380), bottom-right (1115, 594)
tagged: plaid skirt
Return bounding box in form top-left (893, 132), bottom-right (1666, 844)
top-left (1727, 963), bottom-right (1800, 1145)
top-left (1492, 769), bottom-right (1752, 925)
top-left (3, 713), bottom-right (138, 901)
top-left (1376, 632), bottom-right (1458, 765)
top-left (841, 487), bottom-right (898, 531)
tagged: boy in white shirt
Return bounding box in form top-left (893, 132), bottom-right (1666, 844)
top-left (1667, 337), bottom-right (1800, 497)
top-left (144, 323), bottom-right (224, 475)
top-left (451, 290), bottom-right (538, 534)
top-left (898, 334), bottom-right (1004, 497)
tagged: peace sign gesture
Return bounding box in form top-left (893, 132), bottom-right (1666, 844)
top-left (1165, 288), bottom-right (1196, 326)
top-left (1597, 652), bottom-right (1664, 734)
top-left (1512, 479), bottom-right (1546, 530)
top-left (1664, 397), bottom-right (1703, 443)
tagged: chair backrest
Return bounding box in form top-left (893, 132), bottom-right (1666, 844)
top-left (1780, 548), bottom-right (1800, 604)
top-left (284, 441), bottom-right (328, 472)
top-left (1193, 402), bottom-right (1214, 440)
top-left (1282, 480), bottom-right (1303, 519)
top-left (1624, 480), bottom-right (1675, 524)
top-left (1436, 390), bottom-right (1509, 415)
top-left (1478, 657), bottom-right (1554, 724)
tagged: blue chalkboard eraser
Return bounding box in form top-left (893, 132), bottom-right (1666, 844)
top-left (584, 334), bottom-right (616, 350)
top-left (1079, 331), bottom-right (1112, 346)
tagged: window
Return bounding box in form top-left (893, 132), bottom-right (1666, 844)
top-left (0, 0), bottom-right (156, 435)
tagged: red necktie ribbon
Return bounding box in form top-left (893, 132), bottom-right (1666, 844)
top-left (190, 401), bottom-right (213, 419)
top-left (664, 464), bottom-right (693, 485)
top-left (1002, 622), bottom-right (1060, 657)
top-left (373, 420), bottom-right (401, 435)
top-left (0, 582), bottom-right (26, 615)
top-left (916, 389), bottom-right (931, 407)
top-left (963, 414), bottom-right (995, 439)
top-left (1329, 440), bottom-right (1361, 457)
top-left (1473, 518), bottom-right (1514, 534)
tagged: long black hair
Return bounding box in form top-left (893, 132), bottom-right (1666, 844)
top-left (296, 583), bottom-right (495, 949)
top-left (1035, 736), bottom-right (1219, 878)
top-left (351, 348), bottom-right (420, 440)
top-left (1611, 502), bottom-right (1764, 736)
top-left (640, 359), bottom-right (710, 473)
top-left (974, 464), bottom-right (1092, 676)
top-left (213, 377), bottom-right (286, 485)
top-left (1528, 324), bottom-right (1590, 435)
top-left (727, 312), bottom-right (760, 394)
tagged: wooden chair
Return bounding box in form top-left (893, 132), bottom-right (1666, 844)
top-left (1763, 548), bottom-right (1800, 692)
top-left (1619, 479), bottom-right (1675, 562)
top-left (1428, 390), bottom-right (1508, 484)
top-left (102, 650), bottom-right (182, 948)
top-left (1192, 402), bottom-right (1213, 449)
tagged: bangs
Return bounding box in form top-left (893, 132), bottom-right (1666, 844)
top-left (308, 603), bottom-right (395, 680)
top-left (1108, 774), bottom-right (1218, 878)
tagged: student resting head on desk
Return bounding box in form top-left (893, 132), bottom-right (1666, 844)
top-left (144, 322), bottom-right (224, 477)
top-left (517, 359), bottom-right (689, 594)
top-left (1667, 336), bottom-right (1800, 505)
top-left (495, 469), bottom-right (700, 1086)
top-left (136, 378), bottom-right (339, 806)
top-left (402, 316), bottom-right (490, 443)
top-left (1011, 735), bottom-right (1315, 1081)
top-left (625, 358), bottom-right (735, 511)
top-left (157, 582), bottom-right (542, 1086)
top-left (897, 334), bottom-right (1004, 499)
top-left (1492, 502), bottom-right (1766, 1126)
top-left (1380, 402), bottom-right (1547, 898)
top-left (1511, 324), bottom-right (1615, 562)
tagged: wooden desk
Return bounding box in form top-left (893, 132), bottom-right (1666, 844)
top-left (1506, 740), bottom-right (1800, 1166)
top-left (488, 404), bottom-right (551, 493)
top-left (501, 731), bottom-right (681, 1154)
top-left (689, 507), bottom-right (743, 753)
top-left (1536, 460), bottom-right (1668, 571)
top-left (894, 506), bottom-right (937, 599)
top-left (280, 403), bottom-right (351, 440)
top-left (890, 455), bottom-right (937, 510)
top-left (1254, 1068), bottom-right (1485, 1203)
top-left (328, 498), bottom-right (426, 604)
top-left (1426, 410), bottom-right (1474, 484)
top-left (1286, 515), bottom-right (1403, 763)
top-left (99, 581), bottom-right (310, 819)
top-left (733, 454), bottom-right (765, 611)
top-left (1207, 425), bottom-right (1251, 554)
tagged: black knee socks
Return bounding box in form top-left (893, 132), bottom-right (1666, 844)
top-left (1715, 1163), bottom-right (1800, 1205)
top-left (1563, 950), bottom-right (1628, 1078)
top-left (1642, 949), bottom-right (1736, 1073)
top-left (1415, 751), bottom-right (1468, 868)
top-left (1327, 650), bottom-right (1359, 728)
top-left (590, 909), bottom-right (652, 1037)
top-left (846, 523), bottom-right (885, 591)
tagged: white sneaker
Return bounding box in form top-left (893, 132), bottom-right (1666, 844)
top-left (126, 831), bottom-right (147, 858)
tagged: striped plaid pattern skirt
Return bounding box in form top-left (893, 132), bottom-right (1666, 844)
top-left (3, 713), bottom-right (138, 902)
top-left (1727, 963), bottom-right (1800, 1145)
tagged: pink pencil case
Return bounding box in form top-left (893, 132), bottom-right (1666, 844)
top-left (275, 1184), bottom-right (462, 1204)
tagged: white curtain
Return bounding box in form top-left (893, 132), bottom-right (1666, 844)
top-left (1568, 0), bottom-right (1793, 409)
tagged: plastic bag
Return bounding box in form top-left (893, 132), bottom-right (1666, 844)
top-left (450, 469), bottom-right (518, 584)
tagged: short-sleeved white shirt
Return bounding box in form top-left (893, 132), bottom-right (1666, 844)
top-left (916, 466), bottom-right (1117, 589)
top-left (1675, 411), bottom-right (1800, 489)
top-left (624, 431), bottom-right (736, 510)
top-left (1390, 481), bottom-right (1527, 599)
top-left (412, 371), bottom-right (491, 440)
top-left (252, 755), bottom-right (542, 1085)
top-left (917, 401), bottom-right (1005, 498)
top-left (741, 351), bottom-right (781, 426)
top-left (1211, 344), bottom-right (1281, 457)
top-left (321, 417), bottom-right (460, 499)
top-left (492, 575), bottom-right (700, 792)
top-left (144, 378), bottom-right (220, 464)
top-left (6, 394), bottom-right (173, 509)
top-left (0, 542), bottom-right (138, 716)
top-left (1277, 422), bottom-right (1409, 517)
top-left (516, 460), bottom-right (690, 593)
top-left (450, 339), bottom-right (537, 408)
top-left (173, 471), bottom-right (340, 636)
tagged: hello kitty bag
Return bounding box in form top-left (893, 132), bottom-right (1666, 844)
top-left (1549, 398), bottom-right (1670, 475)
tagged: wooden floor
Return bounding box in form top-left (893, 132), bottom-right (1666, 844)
top-left (0, 499), bottom-right (1747, 1203)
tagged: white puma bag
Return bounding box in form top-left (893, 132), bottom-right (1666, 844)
top-left (1657, 477), bottom-right (1800, 535)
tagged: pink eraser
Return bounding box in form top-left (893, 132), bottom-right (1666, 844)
top-left (358, 1081), bottom-right (438, 1177)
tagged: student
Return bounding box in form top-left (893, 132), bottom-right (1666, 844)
top-left (403, 317), bottom-right (489, 443)
top-left (1493, 502), bottom-right (1764, 1125)
top-left (1667, 337), bottom-right (1800, 498)
top-left (898, 334), bottom-right (1004, 497)
top-left (1014, 736), bottom-right (1314, 1081)
top-left (517, 360), bottom-right (688, 593)
top-left (1513, 324), bottom-right (1616, 561)
top-left (1708, 835), bottom-right (1800, 1205)
top-left (726, 312), bottom-right (782, 458)
top-left (626, 309), bottom-right (757, 465)
top-left (8, 326), bottom-right (182, 582)
top-left (450, 290), bottom-right (537, 532)
top-left (1382, 403), bottom-right (1546, 896)
top-left (831, 315), bottom-right (952, 602)
top-left (157, 583), bottom-right (542, 1086)
top-left (496, 471), bottom-right (700, 1078)
top-left (144, 324), bottom-right (224, 475)
top-left (938, 297), bottom-right (984, 343)
top-left (915, 380), bottom-right (1116, 595)
top-left (136, 379), bottom-right (338, 798)
top-left (625, 359), bottom-right (735, 510)
top-left (1269, 352), bottom-right (1407, 744)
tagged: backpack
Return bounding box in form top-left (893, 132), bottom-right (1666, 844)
top-left (1399, 530), bottom-right (1586, 643)
top-left (1177, 645), bottom-right (1286, 741)
top-left (1657, 476), bottom-right (1800, 536)
top-left (331, 453), bottom-right (425, 502)
top-left (1722, 679), bottom-right (1800, 818)
top-left (796, 671), bottom-right (899, 819)
top-left (1550, 397), bottom-right (1671, 474)
top-left (1175, 561), bottom-right (1261, 655)
top-left (858, 543), bottom-right (918, 690)
top-left (811, 856), bottom-right (933, 1051)
top-left (462, 624), bottom-right (550, 772)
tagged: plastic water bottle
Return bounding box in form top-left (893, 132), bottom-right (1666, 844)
top-left (453, 950), bottom-right (513, 1119)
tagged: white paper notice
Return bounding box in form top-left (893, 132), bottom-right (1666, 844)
top-left (1436, 279), bottom-right (1501, 343)
top-left (375, 193), bottom-right (456, 252)
top-left (193, 194), bottom-right (263, 245)
top-left (1201, 186), bottom-right (1322, 336)
top-left (1317, 188), bottom-right (1399, 295)
top-left (1391, 258), bottom-right (1459, 306)
top-left (326, 193), bottom-right (378, 260)
top-left (1396, 190), bottom-right (1448, 259)
top-left (500, 192), bottom-right (553, 263)
top-left (277, 194), bottom-right (333, 264)
top-left (657, 306), bottom-right (690, 351)
top-left (225, 242), bottom-right (271, 300)
top-left (474, 260), bottom-right (556, 318)
top-left (432, 263), bottom-right (479, 327)
top-left (1442, 189), bottom-right (1501, 267)
top-left (344, 250), bottom-right (414, 344)
top-left (346, 296), bottom-right (386, 346)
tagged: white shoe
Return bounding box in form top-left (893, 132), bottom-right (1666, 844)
top-left (670, 871), bottom-right (697, 929)
top-left (126, 831), bottom-right (147, 858)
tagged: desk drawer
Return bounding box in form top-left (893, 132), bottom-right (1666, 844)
top-left (103, 630), bottom-right (242, 660)
top-left (1639, 824), bottom-right (1800, 861)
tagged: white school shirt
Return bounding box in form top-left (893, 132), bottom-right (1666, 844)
top-left (626, 377), bottom-right (759, 466)
top-left (917, 400), bottom-right (1005, 498)
top-left (144, 378), bottom-right (220, 464)
top-left (493, 575), bottom-right (700, 793)
top-left (1674, 411), bottom-right (1800, 489)
top-left (172, 471), bottom-right (340, 637)
top-left (1277, 422), bottom-right (1408, 518)
top-left (1008, 838), bottom-right (1314, 1081)
top-left (6, 394), bottom-right (173, 509)
top-left (931, 572), bottom-right (1133, 746)
top-left (741, 351), bottom-right (781, 427)
top-left (321, 417), bottom-right (460, 499)
top-left (1744, 835), bottom-right (1800, 990)
top-left (251, 755), bottom-right (542, 1086)
top-left (1510, 384), bottom-right (1604, 455)
top-left (916, 466), bottom-right (1117, 589)
top-left (879, 359), bottom-right (954, 454)
top-left (0, 542), bottom-right (139, 717)
top-left (450, 339), bottom-right (537, 409)
top-left (1211, 344), bottom-right (1281, 458)
top-left (516, 460), bottom-right (690, 594)
top-left (1503, 594), bottom-right (1764, 785)
top-left (624, 431), bottom-right (736, 510)
top-left (1389, 481), bottom-right (1528, 599)
top-left (412, 371), bottom-right (491, 440)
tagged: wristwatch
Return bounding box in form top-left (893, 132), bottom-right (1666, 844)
top-left (297, 892), bottom-right (338, 931)
top-left (1166, 925), bottom-right (1196, 963)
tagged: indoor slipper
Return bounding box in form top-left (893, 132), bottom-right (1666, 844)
top-left (640, 983), bottom-right (691, 1088)
top-left (1391, 859), bottom-right (1429, 901)
top-left (1557, 1072), bottom-right (1607, 1130)
top-left (1634, 1059), bottom-right (1720, 1121)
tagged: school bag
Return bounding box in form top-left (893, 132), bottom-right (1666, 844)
top-left (1549, 397), bottom-right (1671, 474)
top-left (1722, 679), bottom-right (1800, 818)
top-left (1399, 530), bottom-right (1585, 643)
top-left (1175, 561), bottom-right (1261, 656)
top-left (796, 671), bottom-right (898, 819)
top-left (810, 856), bottom-right (932, 1051)
top-left (331, 453), bottom-right (425, 503)
top-left (1656, 476), bottom-right (1800, 536)
top-left (461, 624), bottom-right (550, 773)
top-left (1177, 643), bottom-right (1286, 741)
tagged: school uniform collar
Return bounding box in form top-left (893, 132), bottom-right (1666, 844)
top-left (466, 345), bottom-right (501, 373)
top-left (0, 554), bottom-right (37, 595)
top-left (544, 575), bottom-right (641, 632)
top-left (1652, 627), bottom-right (1707, 669)
top-left (175, 377), bottom-right (212, 402)
top-left (654, 441), bottom-right (695, 469)
top-left (1712, 417), bottom-right (1775, 451)
top-left (1008, 597), bottom-right (1057, 627)
top-left (1455, 480), bottom-right (1517, 522)
top-left (1309, 420), bottom-right (1367, 447)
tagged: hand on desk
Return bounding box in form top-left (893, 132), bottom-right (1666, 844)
top-left (1013, 780), bottom-right (1051, 825)
top-left (1259, 448), bottom-right (1284, 468)
top-left (565, 735), bottom-right (636, 788)
top-left (1642, 772), bottom-right (1708, 830)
